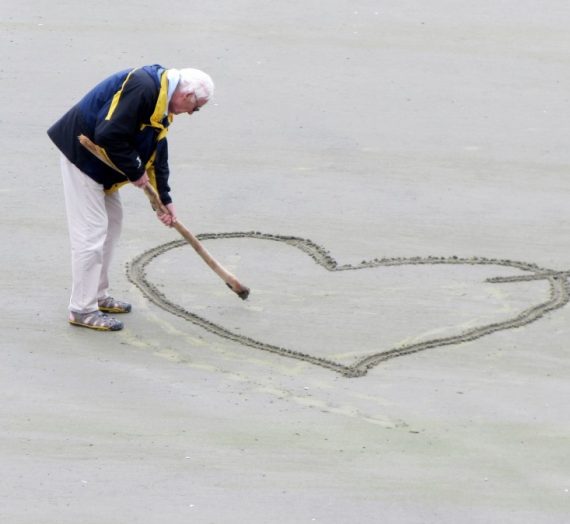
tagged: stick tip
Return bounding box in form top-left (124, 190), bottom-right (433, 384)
top-left (238, 288), bottom-right (250, 300)
top-left (226, 282), bottom-right (250, 300)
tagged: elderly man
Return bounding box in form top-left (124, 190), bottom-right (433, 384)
top-left (48, 65), bottom-right (214, 331)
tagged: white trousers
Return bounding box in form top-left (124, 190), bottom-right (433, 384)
top-left (60, 155), bottom-right (123, 313)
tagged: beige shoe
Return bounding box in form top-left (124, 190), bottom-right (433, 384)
top-left (98, 296), bottom-right (132, 314)
top-left (69, 310), bottom-right (124, 331)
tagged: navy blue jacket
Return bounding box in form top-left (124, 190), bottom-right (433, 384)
top-left (48, 65), bottom-right (173, 204)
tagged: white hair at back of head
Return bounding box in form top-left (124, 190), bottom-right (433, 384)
top-left (177, 68), bottom-right (215, 102)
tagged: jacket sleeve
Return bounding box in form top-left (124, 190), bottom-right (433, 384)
top-left (154, 139), bottom-right (172, 205)
top-left (93, 73), bottom-right (154, 181)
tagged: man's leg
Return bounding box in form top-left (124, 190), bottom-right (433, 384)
top-left (97, 189), bottom-right (123, 302)
top-left (60, 154), bottom-right (108, 314)
top-left (96, 190), bottom-right (131, 314)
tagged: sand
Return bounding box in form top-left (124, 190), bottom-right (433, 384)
top-left (1, 1), bottom-right (569, 522)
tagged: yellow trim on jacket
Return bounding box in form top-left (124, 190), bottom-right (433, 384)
top-left (106, 69), bottom-right (137, 121)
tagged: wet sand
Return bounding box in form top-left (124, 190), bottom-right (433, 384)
top-left (1, 1), bottom-right (569, 522)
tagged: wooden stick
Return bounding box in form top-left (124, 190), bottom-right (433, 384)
top-left (143, 182), bottom-right (250, 299)
top-left (78, 134), bottom-right (250, 300)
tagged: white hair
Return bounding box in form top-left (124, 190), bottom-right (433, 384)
top-left (177, 68), bottom-right (215, 102)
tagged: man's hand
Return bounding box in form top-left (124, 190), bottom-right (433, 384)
top-left (132, 172), bottom-right (150, 188)
top-left (157, 202), bottom-right (177, 227)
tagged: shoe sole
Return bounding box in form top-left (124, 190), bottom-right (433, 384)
top-left (69, 319), bottom-right (123, 331)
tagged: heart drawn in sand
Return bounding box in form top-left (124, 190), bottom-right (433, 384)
top-left (127, 233), bottom-right (569, 377)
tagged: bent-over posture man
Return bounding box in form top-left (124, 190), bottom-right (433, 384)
top-left (48, 65), bottom-right (214, 331)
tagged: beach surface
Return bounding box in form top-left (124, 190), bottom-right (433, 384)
top-left (1, 1), bottom-right (569, 522)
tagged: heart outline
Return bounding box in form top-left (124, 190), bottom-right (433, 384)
top-left (127, 232), bottom-right (569, 377)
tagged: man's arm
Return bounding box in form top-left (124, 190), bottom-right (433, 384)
top-left (93, 72), bottom-right (154, 182)
top-left (154, 139), bottom-right (172, 205)
top-left (154, 138), bottom-right (176, 226)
